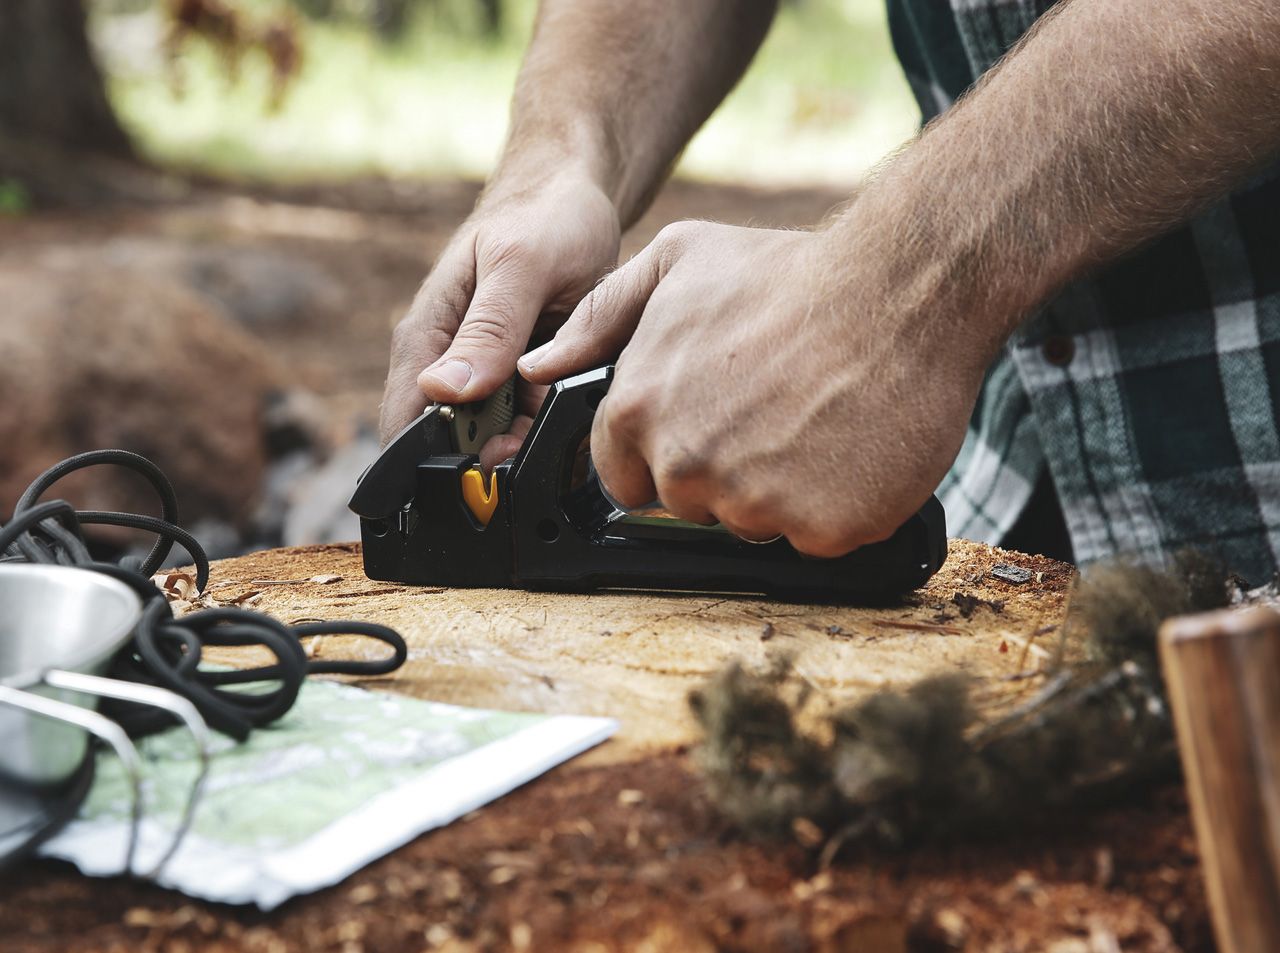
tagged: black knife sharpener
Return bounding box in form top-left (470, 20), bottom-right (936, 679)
top-left (351, 366), bottom-right (947, 602)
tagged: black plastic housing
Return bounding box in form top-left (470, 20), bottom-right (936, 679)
top-left (356, 366), bottom-right (947, 602)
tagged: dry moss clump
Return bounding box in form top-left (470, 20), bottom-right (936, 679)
top-left (690, 551), bottom-right (1230, 848)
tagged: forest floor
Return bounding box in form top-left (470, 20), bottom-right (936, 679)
top-left (1, 174), bottom-right (850, 434)
top-left (0, 177), bottom-right (1214, 951)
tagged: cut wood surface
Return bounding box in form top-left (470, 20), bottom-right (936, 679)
top-left (3, 539), bottom-right (1219, 953)
top-left (196, 538), bottom-right (1073, 764)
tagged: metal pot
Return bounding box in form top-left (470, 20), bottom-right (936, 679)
top-left (0, 563), bottom-right (210, 875)
top-left (0, 563), bottom-right (142, 786)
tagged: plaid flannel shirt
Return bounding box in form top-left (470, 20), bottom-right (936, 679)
top-left (889, 0), bottom-right (1280, 582)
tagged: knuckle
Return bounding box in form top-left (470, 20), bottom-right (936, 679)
top-left (653, 220), bottom-right (709, 273)
top-left (390, 317), bottom-right (453, 364)
top-left (478, 233), bottom-right (537, 271)
top-left (860, 517), bottom-right (899, 545)
top-left (455, 310), bottom-right (513, 351)
top-left (412, 258), bottom-right (473, 325)
top-left (655, 220), bottom-right (699, 250)
top-left (389, 317), bottom-right (417, 354)
top-left (718, 487), bottom-right (780, 533)
top-left (585, 259), bottom-right (642, 324)
top-left (600, 386), bottom-right (650, 443)
top-left (430, 278), bottom-right (472, 326)
top-left (787, 523), bottom-right (858, 559)
top-left (580, 272), bottom-right (625, 333)
top-left (652, 447), bottom-right (709, 495)
top-left (573, 287), bottom-right (605, 338)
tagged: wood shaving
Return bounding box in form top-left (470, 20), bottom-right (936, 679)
top-left (246, 574), bottom-right (344, 586)
top-left (871, 619), bottom-right (964, 636)
top-left (1000, 631), bottom-right (1053, 661)
top-left (151, 570), bottom-right (198, 602)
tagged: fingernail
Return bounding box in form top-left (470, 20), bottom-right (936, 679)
top-left (518, 340), bottom-right (555, 373)
top-left (421, 359), bottom-right (472, 394)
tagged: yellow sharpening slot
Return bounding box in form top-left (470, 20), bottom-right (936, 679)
top-left (461, 468), bottom-right (499, 526)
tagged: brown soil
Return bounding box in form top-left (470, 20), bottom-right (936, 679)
top-left (0, 175), bottom-right (849, 437)
top-left (0, 178), bottom-right (1215, 951)
top-left (4, 757), bottom-right (1209, 953)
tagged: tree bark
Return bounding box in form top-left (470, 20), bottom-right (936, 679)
top-left (0, 0), bottom-right (132, 157)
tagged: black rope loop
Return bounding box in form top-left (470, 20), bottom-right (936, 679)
top-left (0, 500), bottom-right (81, 558)
top-left (14, 450), bottom-right (185, 579)
top-left (2, 450), bottom-right (409, 742)
top-left (297, 621), bottom-right (409, 677)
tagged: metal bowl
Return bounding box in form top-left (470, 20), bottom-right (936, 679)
top-left (0, 564), bottom-right (142, 786)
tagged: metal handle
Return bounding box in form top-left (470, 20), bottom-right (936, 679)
top-left (0, 674), bottom-right (212, 879)
top-left (0, 684), bottom-right (145, 873)
top-left (44, 670), bottom-right (212, 878)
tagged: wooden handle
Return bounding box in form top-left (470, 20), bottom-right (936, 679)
top-left (1160, 607), bottom-right (1280, 953)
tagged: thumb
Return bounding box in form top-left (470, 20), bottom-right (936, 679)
top-left (380, 242), bottom-right (474, 443)
top-left (518, 249), bottom-right (661, 384)
top-left (419, 267), bottom-right (544, 404)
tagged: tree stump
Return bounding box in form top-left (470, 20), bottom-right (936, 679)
top-left (198, 538), bottom-right (1073, 762)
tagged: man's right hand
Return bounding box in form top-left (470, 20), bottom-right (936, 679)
top-left (380, 169), bottom-right (621, 462)
top-left (379, 0), bottom-right (779, 453)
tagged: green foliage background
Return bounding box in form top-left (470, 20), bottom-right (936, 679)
top-left (92, 0), bottom-right (920, 186)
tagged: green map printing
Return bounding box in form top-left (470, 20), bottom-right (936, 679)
top-left (82, 679), bottom-right (546, 849)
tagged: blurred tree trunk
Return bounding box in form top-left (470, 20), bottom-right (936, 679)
top-left (0, 0), bottom-right (132, 157)
top-left (373, 0), bottom-right (411, 39)
top-left (0, 0), bottom-right (157, 206)
top-left (479, 0), bottom-right (500, 36)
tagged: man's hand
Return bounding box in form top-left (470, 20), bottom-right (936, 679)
top-left (379, 0), bottom-right (777, 463)
top-left (521, 0), bottom-right (1280, 558)
top-left (520, 222), bottom-right (991, 557)
top-left (380, 170), bottom-right (620, 465)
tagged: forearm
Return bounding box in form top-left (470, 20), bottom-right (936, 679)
top-left (835, 0), bottom-right (1280, 363)
top-left (492, 0), bottom-right (776, 226)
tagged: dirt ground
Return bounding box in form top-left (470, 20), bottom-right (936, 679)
top-left (0, 174), bottom-right (850, 436)
top-left (0, 177), bottom-right (1216, 951)
top-left (4, 755), bottom-right (1208, 953)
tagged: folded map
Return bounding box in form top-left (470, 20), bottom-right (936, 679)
top-left (40, 678), bottom-right (616, 909)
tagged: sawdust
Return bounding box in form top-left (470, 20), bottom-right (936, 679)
top-left (189, 538), bottom-right (1074, 764)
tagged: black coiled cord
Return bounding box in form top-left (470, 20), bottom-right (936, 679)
top-left (8, 450), bottom-right (197, 582)
top-left (2, 450), bottom-right (408, 741)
